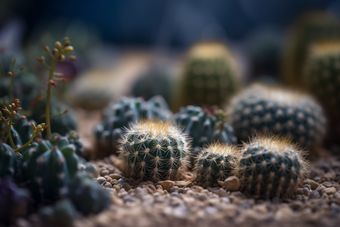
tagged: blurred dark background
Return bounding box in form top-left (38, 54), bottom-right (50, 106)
top-left (1, 0), bottom-right (340, 47)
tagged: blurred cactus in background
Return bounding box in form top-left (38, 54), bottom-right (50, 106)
top-left (174, 41), bottom-right (241, 110)
top-left (282, 11), bottom-right (340, 88)
top-left (304, 41), bottom-right (340, 143)
top-left (228, 84), bottom-right (326, 153)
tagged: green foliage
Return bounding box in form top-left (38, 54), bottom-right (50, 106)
top-left (228, 84), bottom-right (326, 149)
top-left (235, 136), bottom-right (307, 199)
top-left (68, 174), bottom-right (111, 215)
top-left (174, 105), bottom-right (237, 154)
top-left (94, 95), bottom-right (171, 156)
top-left (195, 143), bottom-right (240, 187)
top-left (39, 199), bottom-right (77, 227)
top-left (119, 120), bottom-right (189, 181)
top-left (19, 135), bottom-right (79, 202)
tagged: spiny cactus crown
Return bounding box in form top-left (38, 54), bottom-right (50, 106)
top-left (228, 84), bottom-right (326, 148)
top-left (235, 135), bottom-right (308, 199)
top-left (195, 143), bottom-right (240, 187)
top-left (119, 120), bottom-right (190, 181)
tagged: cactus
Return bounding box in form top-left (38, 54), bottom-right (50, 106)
top-left (228, 84), bottom-right (326, 150)
top-left (174, 105), bottom-right (237, 155)
top-left (130, 65), bottom-right (173, 105)
top-left (174, 41), bottom-right (241, 110)
top-left (93, 95), bottom-right (172, 157)
top-left (282, 12), bottom-right (340, 88)
top-left (118, 120), bottom-right (190, 181)
top-left (67, 174), bottom-right (111, 215)
top-left (0, 177), bottom-right (29, 225)
top-left (303, 42), bottom-right (340, 142)
top-left (235, 135), bottom-right (308, 199)
top-left (20, 134), bottom-right (79, 202)
top-left (195, 143), bottom-right (240, 187)
top-left (0, 142), bottom-right (18, 177)
top-left (39, 199), bottom-right (77, 227)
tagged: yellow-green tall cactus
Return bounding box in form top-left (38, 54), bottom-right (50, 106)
top-left (174, 41), bottom-right (241, 110)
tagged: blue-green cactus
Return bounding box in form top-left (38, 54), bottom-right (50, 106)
top-left (119, 120), bottom-right (190, 181)
top-left (235, 135), bottom-right (308, 199)
top-left (0, 142), bottom-right (17, 177)
top-left (67, 174), bottom-right (111, 215)
top-left (39, 199), bottom-right (77, 227)
top-left (174, 105), bottom-right (237, 155)
top-left (228, 84), bottom-right (326, 150)
top-left (93, 95), bottom-right (172, 157)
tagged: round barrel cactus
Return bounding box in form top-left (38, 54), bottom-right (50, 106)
top-left (282, 12), bottom-right (340, 88)
top-left (19, 134), bottom-right (80, 202)
top-left (174, 41), bottom-right (241, 110)
top-left (303, 42), bottom-right (340, 143)
top-left (119, 120), bottom-right (190, 181)
top-left (228, 84), bottom-right (326, 151)
top-left (67, 174), bottom-right (111, 215)
top-left (93, 95), bottom-right (172, 157)
top-left (174, 105), bottom-right (237, 155)
top-left (0, 142), bottom-right (17, 177)
top-left (195, 143), bottom-right (240, 187)
top-left (235, 135), bottom-right (308, 199)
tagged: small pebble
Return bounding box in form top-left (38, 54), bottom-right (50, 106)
top-left (309, 190), bottom-right (320, 199)
top-left (122, 182), bottom-right (132, 191)
top-left (324, 187), bottom-right (336, 195)
top-left (100, 169), bottom-right (109, 176)
top-left (158, 180), bottom-right (175, 191)
top-left (96, 177), bottom-right (106, 185)
top-left (224, 176), bottom-right (240, 191)
top-left (109, 173), bottom-right (122, 179)
top-left (104, 182), bottom-right (112, 188)
top-left (197, 194), bottom-right (208, 201)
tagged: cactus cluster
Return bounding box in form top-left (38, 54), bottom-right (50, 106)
top-left (175, 41), bottom-right (241, 110)
top-left (195, 143), bottom-right (240, 187)
top-left (118, 120), bottom-right (190, 182)
top-left (94, 95), bottom-right (171, 157)
top-left (235, 136), bottom-right (308, 199)
top-left (228, 84), bottom-right (326, 150)
top-left (20, 135), bottom-right (79, 202)
top-left (282, 12), bottom-right (340, 87)
top-left (174, 105), bottom-right (237, 155)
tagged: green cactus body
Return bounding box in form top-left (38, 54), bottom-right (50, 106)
top-left (304, 42), bottom-right (340, 141)
top-left (228, 84), bottom-right (326, 150)
top-left (0, 142), bottom-right (17, 177)
top-left (282, 12), bottom-right (340, 87)
top-left (20, 135), bottom-right (79, 201)
top-left (68, 174), bottom-right (111, 215)
top-left (119, 120), bottom-right (189, 181)
top-left (39, 199), bottom-right (77, 227)
top-left (94, 95), bottom-right (172, 157)
top-left (235, 136), bottom-right (308, 199)
top-left (175, 41), bottom-right (240, 109)
top-left (195, 143), bottom-right (240, 187)
top-left (12, 114), bottom-right (36, 145)
top-left (174, 105), bottom-right (237, 154)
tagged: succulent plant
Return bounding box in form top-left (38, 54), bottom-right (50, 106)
top-left (195, 143), bottom-right (240, 187)
top-left (282, 12), bottom-right (340, 88)
top-left (174, 105), bottom-right (237, 155)
top-left (19, 134), bottom-right (79, 202)
top-left (130, 65), bottom-right (173, 105)
top-left (118, 120), bottom-right (190, 181)
top-left (303, 42), bottom-right (340, 142)
top-left (93, 95), bottom-right (172, 157)
top-left (174, 41), bottom-right (241, 110)
top-left (67, 174), bottom-right (111, 215)
top-left (0, 141), bottom-right (18, 177)
top-left (0, 177), bottom-right (29, 225)
top-left (39, 199), bottom-right (77, 227)
top-left (228, 84), bottom-right (326, 151)
top-left (235, 135), bottom-right (308, 199)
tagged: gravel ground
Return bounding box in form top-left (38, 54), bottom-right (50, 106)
top-left (19, 152), bottom-right (340, 227)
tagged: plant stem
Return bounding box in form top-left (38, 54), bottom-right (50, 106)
top-left (14, 133), bottom-right (35, 154)
top-left (45, 59), bottom-right (58, 138)
top-left (7, 118), bottom-right (16, 150)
